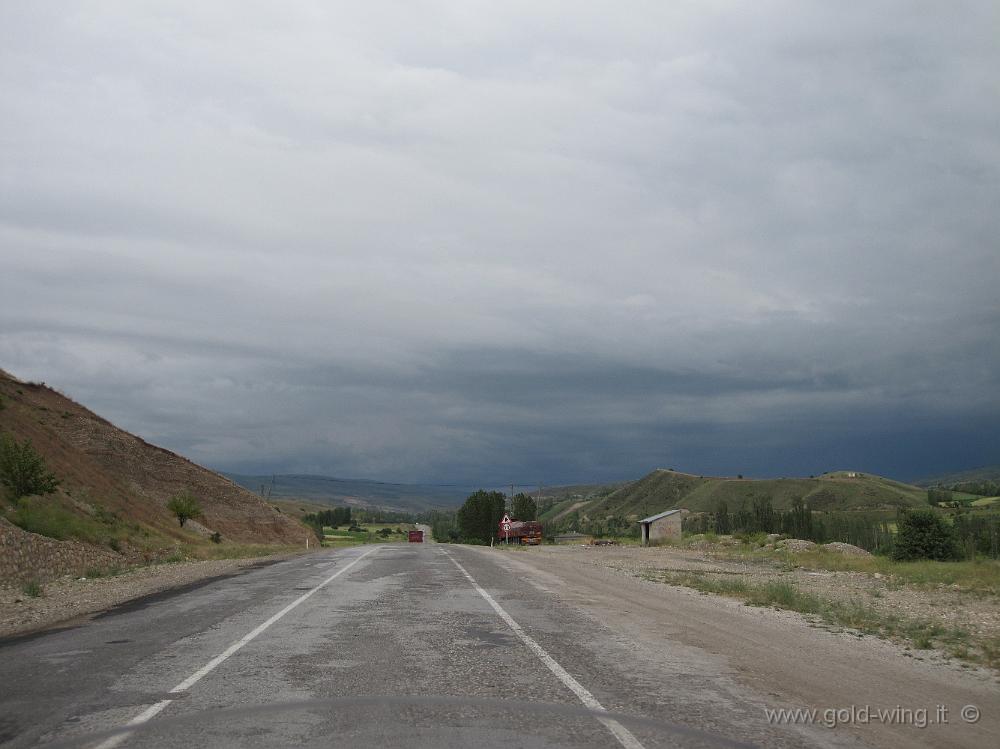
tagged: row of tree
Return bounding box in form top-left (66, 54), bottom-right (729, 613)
top-left (681, 495), bottom-right (1000, 560)
top-left (434, 490), bottom-right (539, 544)
top-left (683, 497), bottom-right (898, 554)
top-left (936, 480), bottom-right (1000, 497)
top-left (301, 506), bottom-right (352, 529)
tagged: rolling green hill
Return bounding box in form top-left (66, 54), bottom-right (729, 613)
top-left (536, 482), bottom-right (627, 522)
top-left (914, 465), bottom-right (1000, 488)
top-left (561, 468), bottom-right (928, 523)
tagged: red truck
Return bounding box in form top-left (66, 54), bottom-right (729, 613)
top-left (497, 519), bottom-right (543, 545)
top-left (408, 530), bottom-right (424, 543)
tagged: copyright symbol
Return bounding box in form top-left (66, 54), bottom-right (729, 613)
top-left (961, 705), bottom-right (980, 724)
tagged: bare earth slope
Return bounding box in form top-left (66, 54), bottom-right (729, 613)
top-left (0, 370), bottom-right (306, 546)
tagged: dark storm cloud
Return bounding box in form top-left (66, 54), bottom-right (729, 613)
top-left (2, 1), bottom-right (998, 484)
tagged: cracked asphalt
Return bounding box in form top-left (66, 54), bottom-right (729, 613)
top-left (3, 542), bottom-right (987, 748)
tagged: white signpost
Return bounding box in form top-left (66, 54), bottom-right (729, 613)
top-left (501, 514), bottom-right (511, 544)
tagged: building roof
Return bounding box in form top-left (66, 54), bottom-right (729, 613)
top-left (638, 509), bottom-right (683, 524)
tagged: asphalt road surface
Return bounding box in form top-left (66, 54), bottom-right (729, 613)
top-left (0, 544), bottom-right (990, 748)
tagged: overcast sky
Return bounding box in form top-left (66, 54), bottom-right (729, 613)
top-left (2, 2), bottom-right (998, 485)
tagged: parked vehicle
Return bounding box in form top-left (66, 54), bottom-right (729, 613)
top-left (497, 519), bottom-right (543, 545)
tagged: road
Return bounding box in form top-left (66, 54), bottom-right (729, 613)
top-left (0, 544), bottom-right (994, 748)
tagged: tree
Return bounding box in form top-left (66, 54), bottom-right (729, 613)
top-left (714, 501), bottom-right (730, 534)
top-left (456, 490), bottom-right (507, 543)
top-left (927, 488), bottom-right (952, 506)
top-left (751, 495), bottom-right (776, 533)
top-left (893, 509), bottom-right (959, 561)
top-left (167, 491), bottom-right (204, 527)
top-left (784, 497), bottom-right (812, 539)
top-left (511, 493), bottom-right (537, 521)
top-left (0, 434), bottom-right (59, 500)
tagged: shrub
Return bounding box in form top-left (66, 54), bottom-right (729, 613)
top-left (22, 580), bottom-right (43, 598)
top-left (210, 531), bottom-right (222, 544)
top-left (893, 510), bottom-right (960, 561)
top-left (166, 491), bottom-right (203, 527)
top-left (10, 499), bottom-right (96, 541)
top-left (0, 434), bottom-right (59, 500)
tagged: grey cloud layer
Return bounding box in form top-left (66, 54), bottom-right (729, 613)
top-left (2, 1), bottom-right (998, 483)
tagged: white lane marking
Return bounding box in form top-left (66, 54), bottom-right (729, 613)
top-left (93, 547), bottom-right (378, 749)
top-left (443, 551), bottom-right (646, 749)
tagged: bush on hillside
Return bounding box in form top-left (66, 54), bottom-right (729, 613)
top-left (892, 510), bottom-right (959, 561)
top-left (166, 491), bottom-right (204, 528)
top-left (0, 434), bottom-right (59, 500)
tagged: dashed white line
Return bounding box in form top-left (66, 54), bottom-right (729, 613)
top-left (94, 547), bottom-right (378, 749)
top-left (443, 550), bottom-right (647, 749)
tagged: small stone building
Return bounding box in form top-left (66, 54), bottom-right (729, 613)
top-left (638, 509), bottom-right (689, 546)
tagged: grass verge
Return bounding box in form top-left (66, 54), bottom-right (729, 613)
top-left (712, 546), bottom-right (1000, 596)
top-left (177, 543), bottom-right (309, 561)
top-left (645, 570), bottom-right (999, 671)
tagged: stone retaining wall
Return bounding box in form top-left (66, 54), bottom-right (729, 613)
top-left (0, 518), bottom-right (123, 587)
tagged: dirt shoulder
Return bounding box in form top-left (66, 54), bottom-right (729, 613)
top-left (555, 543), bottom-right (1000, 665)
top-left (484, 544), bottom-right (1000, 749)
top-left (0, 550), bottom-right (312, 639)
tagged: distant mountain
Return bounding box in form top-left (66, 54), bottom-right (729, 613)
top-left (224, 473), bottom-right (473, 512)
top-left (540, 468), bottom-right (928, 525)
top-left (912, 465), bottom-right (1000, 488)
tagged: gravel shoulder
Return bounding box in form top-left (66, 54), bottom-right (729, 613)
top-left (0, 551), bottom-right (313, 639)
top-left (485, 545), bottom-right (1000, 749)
top-left (557, 544), bottom-right (1000, 649)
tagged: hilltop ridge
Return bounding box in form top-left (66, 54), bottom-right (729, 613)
top-left (540, 467), bottom-right (929, 527)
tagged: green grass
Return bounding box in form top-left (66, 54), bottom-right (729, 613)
top-left (7, 499), bottom-right (109, 543)
top-left (321, 523), bottom-right (415, 547)
top-left (971, 496), bottom-right (1000, 507)
top-left (3, 496), bottom-right (144, 552)
top-left (178, 543), bottom-right (309, 561)
top-left (21, 580), bottom-right (43, 597)
top-left (587, 469), bottom-right (928, 520)
top-left (719, 546), bottom-right (1000, 596)
top-left (646, 570), bottom-right (994, 669)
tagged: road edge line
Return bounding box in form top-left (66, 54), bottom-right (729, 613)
top-left (442, 549), bottom-right (646, 749)
top-left (93, 546), bottom-right (378, 749)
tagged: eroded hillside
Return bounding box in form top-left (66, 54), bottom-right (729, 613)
top-left (0, 370), bottom-right (309, 581)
